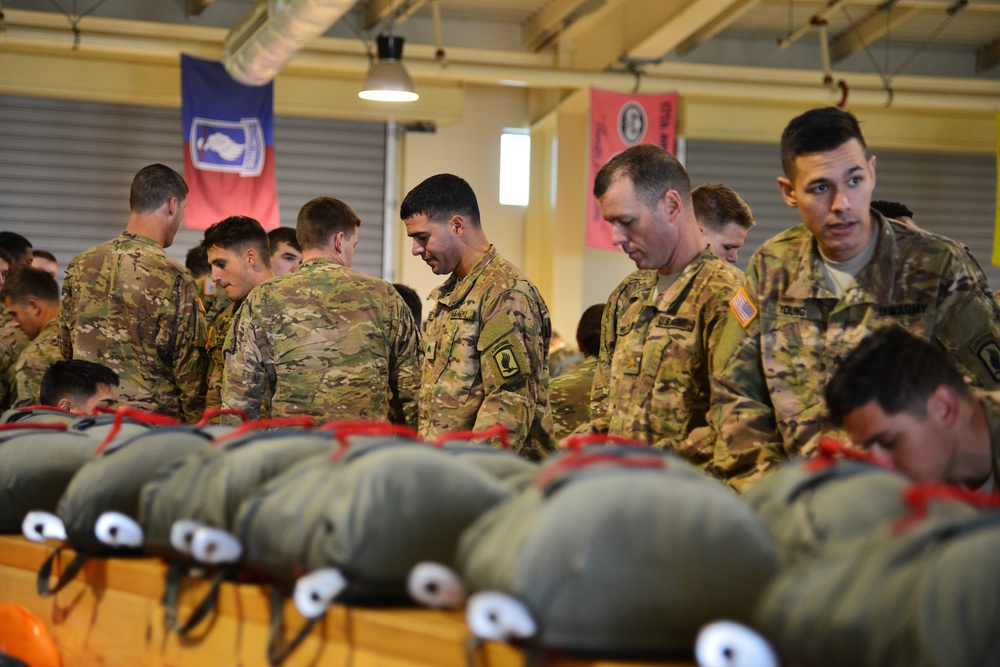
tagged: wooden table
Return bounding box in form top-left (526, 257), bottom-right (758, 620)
top-left (0, 536), bottom-right (693, 667)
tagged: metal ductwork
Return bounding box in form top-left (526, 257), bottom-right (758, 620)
top-left (222, 0), bottom-right (359, 86)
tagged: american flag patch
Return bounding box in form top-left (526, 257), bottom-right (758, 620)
top-left (729, 287), bottom-right (758, 328)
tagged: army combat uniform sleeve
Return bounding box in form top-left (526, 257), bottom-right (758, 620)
top-left (709, 265), bottom-right (788, 491)
top-left (166, 272), bottom-right (208, 422)
top-left (13, 320), bottom-right (64, 408)
top-left (204, 303), bottom-right (236, 412)
top-left (475, 288), bottom-right (552, 460)
top-left (221, 290), bottom-right (272, 422)
top-left (387, 290), bottom-right (422, 429)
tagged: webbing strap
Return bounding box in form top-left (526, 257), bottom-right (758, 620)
top-left (36, 547), bottom-right (88, 597)
top-left (161, 563), bottom-right (228, 635)
top-left (266, 584), bottom-right (318, 666)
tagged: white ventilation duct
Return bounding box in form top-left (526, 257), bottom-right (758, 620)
top-left (222, 0), bottom-right (359, 86)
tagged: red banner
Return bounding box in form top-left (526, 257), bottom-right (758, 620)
top-left (181, 54), bottom-right (279, 231)
top-left (587, 88), bottom-right (678, 250)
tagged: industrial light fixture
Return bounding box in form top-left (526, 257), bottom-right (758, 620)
top-left (359, 35), bottom-right (419, 102)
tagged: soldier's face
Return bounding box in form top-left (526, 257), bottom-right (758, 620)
top-left (208, 245), bottom-right (257, 301)
top-left (0, 257), bottom-right (8, 286)
top-left (701, 221), bottom-right (749, 264)
top-left (598, 177), bottom-right (678, 272)
top-left (4, 297), bottom-right (45, 339)
top-left (778, 139), bottom-right (877, 263)
top-left (405, 214), bottom-right (461, 275)
top-left (841, 395), bottom-right (957, 484)
top-left (269, 241), bottom-right (302, 276)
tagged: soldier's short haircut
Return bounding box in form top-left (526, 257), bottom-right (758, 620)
top-left (185, 245), bottom-right (210, 277)
top-left (296, 197), bottom-right (361, 251)
top-left (32, 249), bottom-right (57, 263)
top-left (268, 226), bottom-right (301, 253)
top-left (576, 303), bottom-right (605, 358)
top-left (129, 163), bottom-right (189, 214)
top-left (780, 107), bottom-right (867, 180)
top-left (0, 266), bottom-right (59, 306)
top-left (692, 184), bottom-right (755, 232)
top-left (825, 325), bottom-right (970, 427)
top-left (399, 173), bottom-right (481, 227)
top-left (393, 283), bottom-right (422, 324)
top-left (0, 247), bottom-right (12, 269)
top-left (870, 200), bottom-right (914, 220)
top-left (201, 216), bottom-right (271, 268)
top-left (0, 232), bottom-right (32, 265)
top-left (40, 360), bottom-right (120, 408)
top-left (592, 144), bottom-right (692, 209)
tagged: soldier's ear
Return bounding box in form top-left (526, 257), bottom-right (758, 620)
top-left (57, 398), bottom-right (73, 411)
top-left (244, 247), bottom-right (258, 266)
top-left (450, 216), bottom-right (464, 236)
top-left (777, 177), bottom-right (797, 208)
top-left (928, 385), bottom-right (960, 428)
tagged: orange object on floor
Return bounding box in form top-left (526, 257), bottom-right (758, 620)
top-left (0, 603), bottom-right (61, 667)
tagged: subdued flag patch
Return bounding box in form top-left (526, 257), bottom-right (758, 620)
top-left (729, 287), bottom-right (758, 328)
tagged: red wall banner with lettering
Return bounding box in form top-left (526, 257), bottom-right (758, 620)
top-left (587, 88), bottom-right (679, 250)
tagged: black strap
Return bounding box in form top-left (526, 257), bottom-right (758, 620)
top-left (161, 563), bottom-right (227, 635)
top-left (36, 547), bottom-right (88, 597)
top-left (266, 584), bottom-right (318, 666)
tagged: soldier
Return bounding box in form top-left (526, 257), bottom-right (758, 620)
top-left (1, 268), bottom-right (62, 407)
top-left (826, 325), bottom-right (999, 490)
top-left (549, 303), bottom-right (604, 441)
top-left (267, 226), bottom-right (303, 275)
top-left (58, 163), bottom-right (207, 422)
top-left (186, 245), bottom-right (231, 327)
top-left (40, 360), bottom-right (119, 413)
top-left (0, 235), bottom-right (33, 412)
top-left (401, 173), bottom-right (553, 459)
top-left (576, 144), bottom-right (744, 469)
top-left (222, 196), bottom-right (420, 425)
top-left (692, 183), bottom-right (756, 264)
top-left (711, 107), bottom-right (1000, 490)
top-left (201, 216), bottom-right (275, 410)
top-left (31, 250), bottom-right (59, 279)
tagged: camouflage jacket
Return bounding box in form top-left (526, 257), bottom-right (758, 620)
top-left (59, 231), bottom-right (208, 422)
top-left (549, 355), bottom-right (597, 442)
top-left (221, 257), bottom-right (421, 426)
top-left (198, 275), bottom-right (232, 329)
top-left (582, 247), bottom-right (743, 469)
top-left (205, 300), bottom-right (238, 411)
top-left (0, 311), bottom-right (28, 412)
top-left (549, 343), bottom-right (583, 378)
top-left (421, 246), bottom-right (554, 460)
top-left (13, 318), bottom-right (63, 407)
top-left (711, 214), bottom-right (1000, 490)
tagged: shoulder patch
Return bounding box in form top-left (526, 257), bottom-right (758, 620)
top-left (729, 287), bottom-right (758, 328)
top-left (972, 332), bottom-right (1000, 382)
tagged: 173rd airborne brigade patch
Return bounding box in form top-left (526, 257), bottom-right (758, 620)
top-left (481, 314), bottom-right (528, 385)
top-left (729, 287), bottom-right (758, 328)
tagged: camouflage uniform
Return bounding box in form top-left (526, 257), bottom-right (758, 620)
top-left (549, 343), bottom-right (583, 378)
top-left (712, 214), bottom-right (1000, 490)
top-left (13, 318), bottom-right (63, 407)
top-left (198, 275), bottom-right (232, 329)
top-left (205, 301), bottom-right (238, 411)
top-left (59, 231), bottom-right (208, 422)
top-left (581, 247), bottom-right (743, 469)
top-left (421, 246), bottom-right (554, 460)
top-left (0, 310), bottom-right (28, 411)
top-left (548, 355), bottom-right (597, 442)
top-left (221, 257), bottom-right (421, 426)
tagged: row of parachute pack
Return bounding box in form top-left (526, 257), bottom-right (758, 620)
top-left (0, 402), bottom-right (999, 667)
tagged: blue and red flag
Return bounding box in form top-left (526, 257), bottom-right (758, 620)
top-left (181, 54), bottom-right (279, 230)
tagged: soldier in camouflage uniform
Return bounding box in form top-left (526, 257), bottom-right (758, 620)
top-left (58, 164), bottom-right (207, 422)
top-left (826, 325), bottom-right (1000, 490)
top-left (574, 145), bottom-right (744, 471)
top-left (710, 107), bottom-right (1000, 490)
top-left (1, 267), bottom-right (62, 407)
top-left (0, 247), bottom-right (22, 410)
top-left (401, 173), bottom-right (553, 460)
top-left (549, 303), bottom-right (603, 441)
top-left (200, 216), bottom-right (275, 411)
top-left (693, 183), bottom-right (756, 265)
top-left (222, 197), bottom-right (421, 425)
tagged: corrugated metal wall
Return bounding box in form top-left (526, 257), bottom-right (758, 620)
top-left (684, 139), bottom-right (1000, 290)
top-left (0, 94), bottom-right (387, 280)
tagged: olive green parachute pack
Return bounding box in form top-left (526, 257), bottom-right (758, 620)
top-left (455, 435), bottom-right (781, 659)
top-left (743, 437), bottom-right (914, 566)
top-left (754, 485), bottom-right (1000, 667)
top-left (231, 423), bottom-right (519, 664)
top-left (1, 405), bottom-right (83, 426)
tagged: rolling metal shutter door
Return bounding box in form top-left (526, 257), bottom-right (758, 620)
top-left (0, 93), bottom-right (387, 279)
top-left (684, 139), bottom-right (999, 290)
